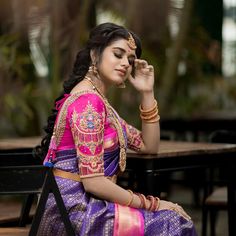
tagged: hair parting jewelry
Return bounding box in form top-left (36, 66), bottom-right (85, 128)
top-left (126, 189), bottom-right (134, 206)
top-left (139, 99), bottom-right (160, 123)
top-left (127, 32), bottom-right (137, 50)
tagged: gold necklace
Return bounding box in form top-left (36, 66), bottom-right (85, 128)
top-left (84, 76), bottom-right (127, 172)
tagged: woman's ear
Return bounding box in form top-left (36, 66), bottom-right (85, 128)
top-left (90, 50), bottom-right (97, 64)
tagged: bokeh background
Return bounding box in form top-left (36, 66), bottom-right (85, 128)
top-left (0, 0), bottom-right (236, 138)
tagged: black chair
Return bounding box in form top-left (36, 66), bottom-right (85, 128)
top-left (29, 167), bottom-right (75, 236)
top-left (0, 149), bottom-right (41, 226)
top-left (0, 149), bottom-right (75, 235)
top-left (202, 130), bottom-right (236, 236)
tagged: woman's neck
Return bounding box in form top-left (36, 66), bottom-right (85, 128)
top-left (86, 73), bottom-right (109, 96)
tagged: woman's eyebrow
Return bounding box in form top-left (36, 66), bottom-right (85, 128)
top-left (112, 47), bottom-right (136, 57)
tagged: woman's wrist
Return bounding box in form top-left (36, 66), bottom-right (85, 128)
top-left (140, 90), bottom-right (155, 110)
top-left (139, 98), bottom-right (160, 123)
top-left (130, 194), bottom-right (143, 208)
top-left (140, 90), bottom-right (154, 100)
top-left (132, 193), bottom-right (159, 211)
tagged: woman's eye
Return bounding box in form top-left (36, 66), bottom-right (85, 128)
top-left (114, 53), bottom-right (122, 59)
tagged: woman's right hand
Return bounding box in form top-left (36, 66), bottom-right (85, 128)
top-left (157, 200), bottom-right (192, 221)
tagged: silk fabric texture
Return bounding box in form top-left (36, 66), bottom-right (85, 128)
top-left (39, 91), bottom-right (197, 235)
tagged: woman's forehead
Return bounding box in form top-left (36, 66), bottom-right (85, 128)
top-left (108, 39), bottom-right (136, 54)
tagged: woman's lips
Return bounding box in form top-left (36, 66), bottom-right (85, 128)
top-left (116, 69), bottom-right (126, 76)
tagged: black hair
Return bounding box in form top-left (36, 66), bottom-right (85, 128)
top-left (35, 22), bottom-right (142, 160)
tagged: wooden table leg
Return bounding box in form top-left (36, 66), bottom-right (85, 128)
top-left (227, 165), bottom-right (236, 236)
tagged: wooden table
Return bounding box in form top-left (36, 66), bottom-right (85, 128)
top-left (127, 141), bottom-right (236, 236)
top-left (0, 137), bottom-right (41, 150)
top-left (1, 138), bottom-right (236, 235)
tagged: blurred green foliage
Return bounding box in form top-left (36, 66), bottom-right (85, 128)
top-left (0, 0), bottom-right (236, 138)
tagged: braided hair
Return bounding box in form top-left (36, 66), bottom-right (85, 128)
top-left (35, 22), bottom-right (142, 160)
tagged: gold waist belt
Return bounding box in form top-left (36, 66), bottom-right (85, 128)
top-left (53, 168), bottom-right (117, 183)
top-left (53, 168), bottom-right (81, 182)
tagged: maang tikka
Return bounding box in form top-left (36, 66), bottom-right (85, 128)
top-left (127, 32), bottom-right (137, 50)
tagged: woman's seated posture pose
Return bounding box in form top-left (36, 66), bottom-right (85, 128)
top-left (38, 22), bottom-right (197, 235)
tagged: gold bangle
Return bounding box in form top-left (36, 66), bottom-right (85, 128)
top-left (125, 190), bottom-right (134, 206)
top-left (141, 115), bottom-right (160, 123)
top-left (136, 193), bottom-right (144, 208)
top-left (155, 197), bottom-right (160, 210)
top-left (140, 194), bottom-right (148, 209)
top-left (140, 107), bottom-right (158, 116)
top-left (140, 111), bottom-right (158, 120)
top-left (139, 100), bottom-right (157, 114)
top-left (146, 195), bottom-right (155, 211)
top-left (139, 99), bottom-right (160, 123)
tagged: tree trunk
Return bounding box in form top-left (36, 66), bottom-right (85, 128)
top-left (160, 0), bottom-right (194, 113)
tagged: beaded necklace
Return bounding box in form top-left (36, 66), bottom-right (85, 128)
top-left (84, 76), bottom-right (127, 172)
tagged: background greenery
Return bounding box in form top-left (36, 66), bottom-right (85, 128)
top-left (0, 0), bottom-right (236, 137)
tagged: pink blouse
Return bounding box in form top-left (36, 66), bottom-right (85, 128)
top-left (44, 91), bottom-right (144, 178)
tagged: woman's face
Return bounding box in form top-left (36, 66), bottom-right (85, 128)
top-left (97, 38), bottom-right (136, 87)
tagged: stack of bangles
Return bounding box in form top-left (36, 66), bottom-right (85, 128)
top-left (125, 190), bottom-right (160, 211)
top-left (139, 99), bottom-right (160, 123)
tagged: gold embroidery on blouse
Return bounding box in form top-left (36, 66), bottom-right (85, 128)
top-left (77, 148), bottom-right (104, 174)
top-left (71, 104), bottom-right (104, 155)
top-left (84, 76), bottom-right (127, 172)
top-left (53, 90), bottom-right (101, 147)
top-left (78, 101), bottom-right (104, 133)
top-left (103, 136), bottom-right (118, 149)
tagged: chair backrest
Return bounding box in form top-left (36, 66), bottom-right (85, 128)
top-left (0, 148), bottom-right (75, 235)
top-left (0, 149), bottom-right (44, 194)
top-left (210, 130), bottom-right (236, 144)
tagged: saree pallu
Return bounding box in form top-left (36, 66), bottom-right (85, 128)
top-left (38, 149), bottom-right (197, 236)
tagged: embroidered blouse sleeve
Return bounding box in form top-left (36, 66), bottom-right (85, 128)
top-left (68, 93), bottom-right (106, 178)
top-left (120, 118), bottom-right (144, 152)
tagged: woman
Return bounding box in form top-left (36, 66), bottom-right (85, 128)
top-left (38, 22), bottom-right (197, 235)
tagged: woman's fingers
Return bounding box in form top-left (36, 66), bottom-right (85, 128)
top-left (135, 59), bottom-right (148, 65)
top-left (146, 65), bottom-right (154, 72)
top-left (158, 201), bottom-right (191, 221)
top-left (169, 203), bottom-right (191, 221)
top-left (135, 59), bottom-right (148, 69)
top-left (133, 59), bottom-right (154, 76)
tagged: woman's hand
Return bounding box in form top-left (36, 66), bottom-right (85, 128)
top-left (128, 59), bottom-right (155, 93)
top-left (157, 200), bottom-right (192, 221)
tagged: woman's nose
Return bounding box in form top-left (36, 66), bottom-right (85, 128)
top-left (121, 57), bottom-right (129, 68)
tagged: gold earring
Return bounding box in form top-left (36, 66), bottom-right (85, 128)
top-left (88, 62), bottom-right (98, 76)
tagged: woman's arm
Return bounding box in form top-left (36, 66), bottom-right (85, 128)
top-left (82, 175), bottom-right (191, 220)
top-left (82, 175), bottom-right (146, 209)
top-left (139, 90), bottom-right (160, 153)
top-left (128, 59), bottom-right (160, 154)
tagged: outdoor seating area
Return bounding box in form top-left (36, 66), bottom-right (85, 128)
top-left (0, 171), bottom-right (230, 236)
top-left (1, 0), bottom-right (236, 235)
top-left (0, 137), bottom-right (236, 235)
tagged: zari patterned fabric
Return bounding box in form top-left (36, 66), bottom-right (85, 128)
top-left (70, 95), bottom-right (105, 177)
top-left (39, 91), bottom-right (197, 236)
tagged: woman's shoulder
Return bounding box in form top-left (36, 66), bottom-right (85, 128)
top-left (67, 90), bottom-right (106, 112)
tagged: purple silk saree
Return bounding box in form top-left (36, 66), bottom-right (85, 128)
top-left (38, 92), bottom-right (197, 235)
